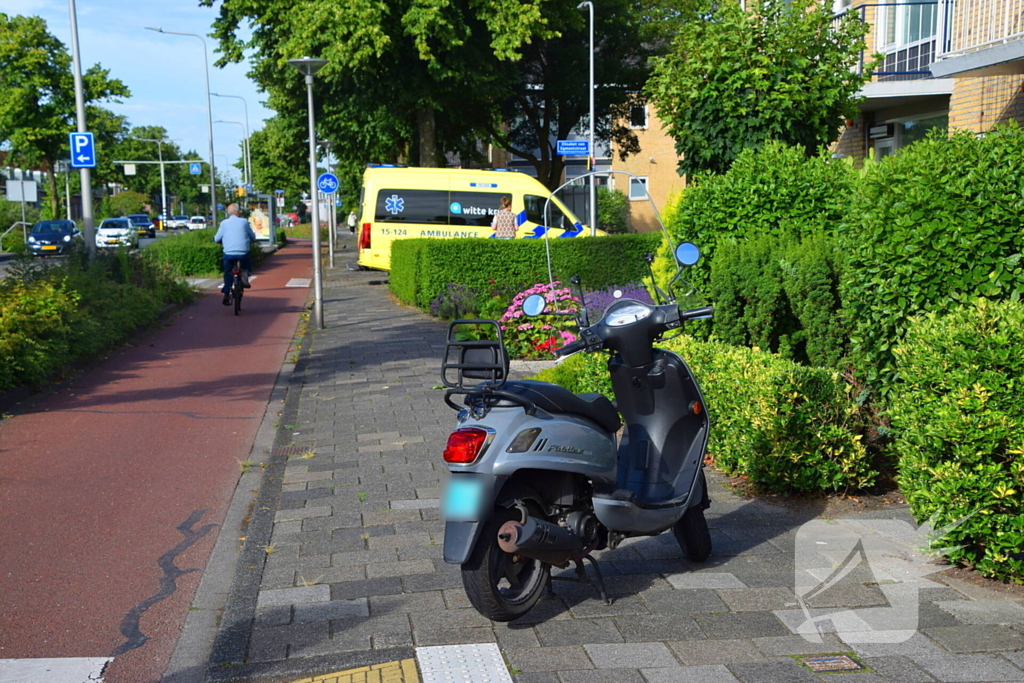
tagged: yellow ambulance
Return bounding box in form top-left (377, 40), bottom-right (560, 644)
top-left (356, 165), bottom-right (599, 271)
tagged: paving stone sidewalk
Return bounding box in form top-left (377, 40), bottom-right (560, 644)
top-left (207, 233), bottom-right (1024, 683)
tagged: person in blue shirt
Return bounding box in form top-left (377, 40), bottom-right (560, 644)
top-left (213, 203), bottom-right (256, 305)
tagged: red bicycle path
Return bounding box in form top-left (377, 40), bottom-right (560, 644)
top-left (0, 241), bottom-right (313, 682)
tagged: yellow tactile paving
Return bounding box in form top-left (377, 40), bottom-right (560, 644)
top-left (290, 658), bottom-right (419, 683)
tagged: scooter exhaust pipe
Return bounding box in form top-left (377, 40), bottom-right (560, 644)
top-left (497, 516), bottom-right (585, 567)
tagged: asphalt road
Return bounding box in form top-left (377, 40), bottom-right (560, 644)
top-left (0, 241), bottom-right (313, 682)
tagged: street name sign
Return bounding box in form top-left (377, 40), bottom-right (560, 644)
top-left (556, 139), bottom-right (590, 156)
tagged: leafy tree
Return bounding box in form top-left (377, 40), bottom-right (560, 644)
top-left (0, 13), bottom-right (129, 216)
top-left (597, 187), bottom-right (629, 234)
top-left (108, 190), bottom-right (149, 216)
top-left (646, 0), bottom-right (874, 175)
top-left (204, 0), bottom-right (657, 189)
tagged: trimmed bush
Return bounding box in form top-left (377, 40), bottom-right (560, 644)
top-left (534, 335), bottom-right (873, 494)
top-left (890, 299), bottom-right (1024, 582)
top-left (144, 228), bottom-right (269, 277)
top-left (390, 233), bottom-right (663, 310)
top-left (710, 233), bottom-right (846, 367)
top-left (843, 123), bottom-right (1024, 390)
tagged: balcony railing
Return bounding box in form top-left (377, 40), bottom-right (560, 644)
top-left (841, 0), bottom-right (1024, 80)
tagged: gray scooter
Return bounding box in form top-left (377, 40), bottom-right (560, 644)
top-left (439, 242), bottom-right (715, 621)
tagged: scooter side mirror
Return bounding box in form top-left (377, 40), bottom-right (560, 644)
top-left (675, 242), bottom-right (700, 267)
top-left (522, 294), bottom-right (547, 317)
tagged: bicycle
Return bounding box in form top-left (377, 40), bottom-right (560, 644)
top-left (227, 257), bottom-right (244, 315)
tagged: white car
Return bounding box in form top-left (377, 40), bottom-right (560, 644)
top-left (95, 218), bottom-right (138, 248)
top-left (188, 216), bottom-right (208, 230)
top-left (169, 215), bottom-right (190, 229)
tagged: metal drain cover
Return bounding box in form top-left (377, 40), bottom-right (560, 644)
top-left (798, 654), bottom-right (866, 672)
top-left (416, 643), bottom-right (512, 683)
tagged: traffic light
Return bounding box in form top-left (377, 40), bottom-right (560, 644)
top-left (236, 187), bottom-right (246, 197)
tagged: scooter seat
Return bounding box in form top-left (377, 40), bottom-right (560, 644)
top-left (502, 381), bottom-right (621, 433)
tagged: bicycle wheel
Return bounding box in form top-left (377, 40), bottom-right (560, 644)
top-left (233, 278), bottom-right (242, 315)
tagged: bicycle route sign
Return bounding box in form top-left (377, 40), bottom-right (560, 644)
top-left (317, 172), bottom-right (339, 194)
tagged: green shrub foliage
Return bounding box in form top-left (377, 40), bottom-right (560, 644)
top-left (144, 228), bottom-right (269, 277)
top-left (389, 233), bottom-right (663, 310)
top-left (535, 335), bottom-right (873, 493)
top-left (890, 300), bottom-right (1024, 582)
top-left (0, 252), bottom-right (194, 391)
top-left (843, 123), bottom-right (1024, 389)
top-left (666, 142), bottom-right (856, 285)
top-left (710, 233), bottom-right (846, 367)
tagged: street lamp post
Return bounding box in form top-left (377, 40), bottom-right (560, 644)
top-left (289, 56), bottom-right (329, 331)
top-left (68, 0), bottom-right (95, 258)
top-left (211, 93), bottom-right (253, 191)
top-left (145, 27), bottom-right (217, 225)
top-left (577, 1), bottom-right (596, 236)
top-left (131, 137), bottom-right (169, 226)
top-left (214, 120), bottom-right (249, 188)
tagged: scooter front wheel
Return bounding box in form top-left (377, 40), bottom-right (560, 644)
top-left (461, 506), bottom-right (550, 622)
top-left (673, 505), bottom-right (712, 562)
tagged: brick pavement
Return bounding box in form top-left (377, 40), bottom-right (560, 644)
top-left (206, 232), bottom-right (1024, 683)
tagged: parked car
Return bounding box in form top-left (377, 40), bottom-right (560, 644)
top-left (188, 216), bottom-right (207, 230)
top-left (26, 219), bottom-right (82, 257)
top-left (169, 215), bottom-right (190, 229)
top-left (96, 218), bottom-right (138, 248)
top-left (128, 213), bottom-right (156, 238)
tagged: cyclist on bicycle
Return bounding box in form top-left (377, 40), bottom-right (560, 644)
top-left (213, 203), bottom-right (256, 306)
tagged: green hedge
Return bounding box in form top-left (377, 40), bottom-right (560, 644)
top-left (890, 300), bottom-right (1024, 582)
top-left (535, 335), bottom-right (873, 493)
top-left (390, 233), bottom-right (664, 310)
top-left (843, 123), bottom-right (1024, 390)
top-left (144, 228), bottom-right (270, 277)
top-left (710, 233), bottom-right (846, 367)
top-left (0, 253), bottom-right (194, 391)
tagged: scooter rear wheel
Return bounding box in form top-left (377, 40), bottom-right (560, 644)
top-left (461, 506), bottom-right (550, 622)
top-left (673, 506), bottom-right (712, 562)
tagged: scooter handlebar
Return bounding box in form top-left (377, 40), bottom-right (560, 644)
top-left (680, 306), bottom-right (714, 321)
top-left (554, 339), bottom-right (588, 357)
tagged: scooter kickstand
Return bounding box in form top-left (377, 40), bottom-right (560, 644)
top-left (582, 555), bottom-right (611, 606)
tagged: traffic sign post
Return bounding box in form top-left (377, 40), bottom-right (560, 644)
top-left (317, 172), bottom-right (339, 194)
top-left (556, 139), bottom-right (590, 156)
top-left (69, 132), bottom-right (97, 168)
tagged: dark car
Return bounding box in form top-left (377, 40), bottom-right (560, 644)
top-left (127, 213), bottom-right (156, 238)
top-left (26, 219), bottom-right (82, 257)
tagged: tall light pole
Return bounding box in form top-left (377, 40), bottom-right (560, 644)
top-left (68, 0), bottom-right (95, 257)
top-left (214, 120), bottom-right (249, 188)
top-left (131, 137), bottom-right (169, 225)
top-left (145, 27), bottom-right (217, 224)
top-left (211, 93), bottom-right (252, 191)
top-left (289, 56), bottom-right (328, 331)
top-left (577, 1), bottom-right (596, 236)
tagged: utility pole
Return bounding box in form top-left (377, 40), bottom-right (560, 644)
top-left (68, 0), bottom-right (95, 258)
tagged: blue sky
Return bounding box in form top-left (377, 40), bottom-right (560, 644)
top-left (7, 0), bottom-right (273, 184)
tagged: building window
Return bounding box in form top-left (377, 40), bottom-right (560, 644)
top-left (628, 177), bottom-right (648, 201)
top-left (629, 104), bottom-right (648, 130)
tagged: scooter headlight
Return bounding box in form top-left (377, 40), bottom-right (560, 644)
top-left (444, 427), bottom-right (491, 464)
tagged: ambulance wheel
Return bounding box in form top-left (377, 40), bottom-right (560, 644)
top-left (674, 506), bottom-right (712, 562)
top-left (461, 506), bottom-right (549, 622)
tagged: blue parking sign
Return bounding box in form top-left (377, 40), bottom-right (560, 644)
top-left (69, 132), bottom-right (96, 168)
top-left (189, 163), bottom-right (202, 175)
top-left (317, 172), bottom-right (339, 194)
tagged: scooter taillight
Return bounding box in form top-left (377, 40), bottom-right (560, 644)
top-left (443, 427), bottom-right (490, 464)
top-left (359, 223), bottom-right (371, 249)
